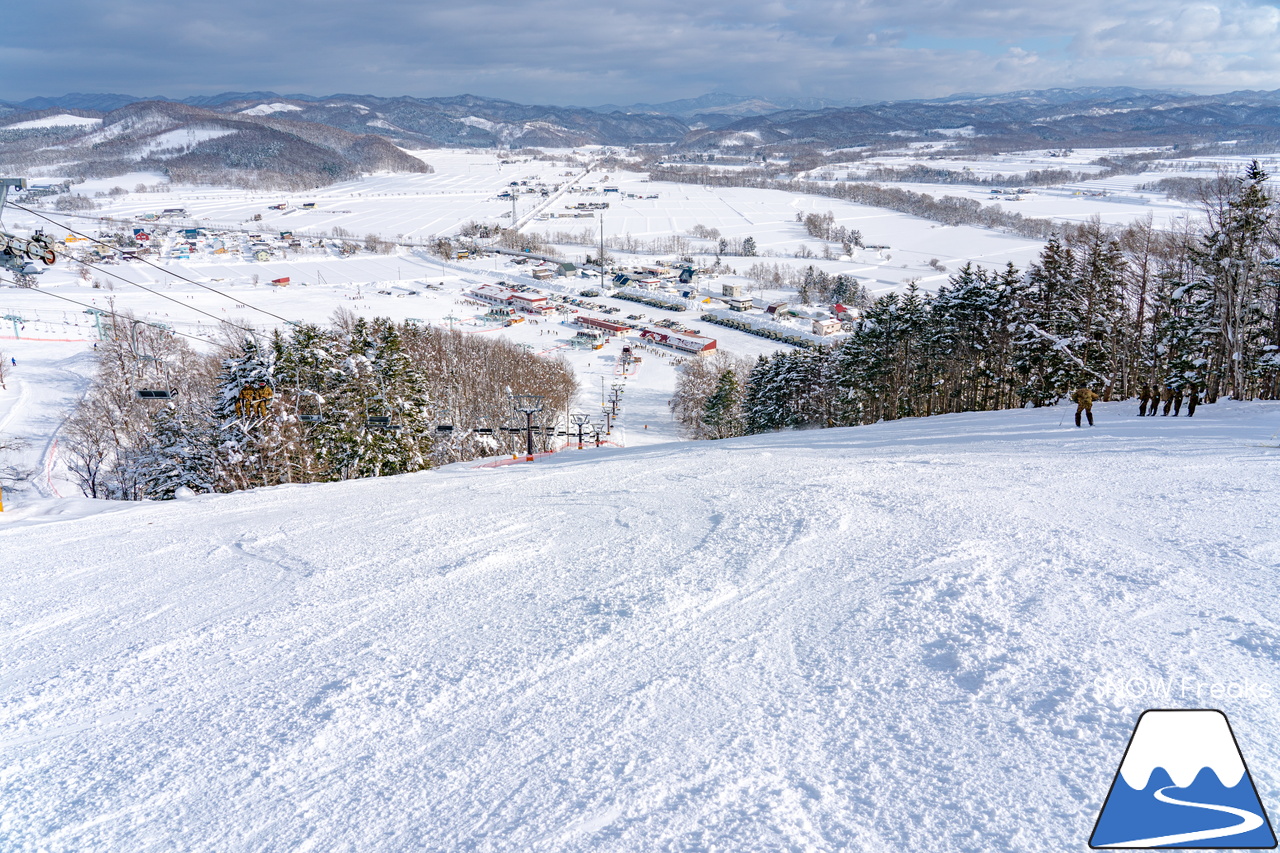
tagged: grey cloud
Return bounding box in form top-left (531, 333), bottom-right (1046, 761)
top-left (5, 0), bottom-right (1280, 105)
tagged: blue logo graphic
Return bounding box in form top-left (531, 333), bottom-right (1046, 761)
top-left (1091, 709), bottom-right (1276, 849)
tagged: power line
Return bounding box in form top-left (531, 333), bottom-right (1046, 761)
top-left (11, 202), bottom-right (297, 327)
top-left (0, 274), bottom-right (217, 346)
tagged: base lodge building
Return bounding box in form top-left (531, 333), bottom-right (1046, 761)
top-left (468, 283), bottom-right (554, 315)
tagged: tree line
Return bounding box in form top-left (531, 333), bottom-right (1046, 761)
top-left (673, 162), bottom-right (1280, 438)
top-left (62, 312), bottom-right (577, 500)
top-left (650, 165), bottom-right (1062, 239)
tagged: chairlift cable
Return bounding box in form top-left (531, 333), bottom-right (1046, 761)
top-left (0, 274), bottom-right (216, 345)
top-left (70, 255), bottom-right (259, 334)
top-left (11, 203), bottom-right (297, 327)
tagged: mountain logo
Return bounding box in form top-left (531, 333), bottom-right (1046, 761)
top-left (1091, 709), bottom-right (1277, 849)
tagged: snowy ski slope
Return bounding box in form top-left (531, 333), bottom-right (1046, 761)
top-left (3, 401), bottom-right (1280, 851)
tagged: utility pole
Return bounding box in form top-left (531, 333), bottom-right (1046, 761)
top-left (599, 206), bottom-right (605, 293)
top-left (512, 394), bottom-right (544, 461)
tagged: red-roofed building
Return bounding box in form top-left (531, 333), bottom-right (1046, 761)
top-left (510, 292), bottom-right (552, 314)
top-left (575, 316), bottom-right (631, 335)
top-left (640, 328), bottom-right (717, 355)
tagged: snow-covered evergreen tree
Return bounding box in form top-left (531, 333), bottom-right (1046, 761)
top-left (131, 405), bottom-right (216, 499)
top-left (701, 369), bottom-right (745, 439)
top-left (1013, 236), bottom-right (1080, 405)
top-left (213, 336), bottom-right (279, 491)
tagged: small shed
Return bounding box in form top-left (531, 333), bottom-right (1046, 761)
top-left (813, 318), bottom-right (842, 336)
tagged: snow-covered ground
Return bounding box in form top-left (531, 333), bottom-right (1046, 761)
top-left (0, 340), bottom-right (96, 501)
top-left (804, 147), bottom-right (1280, 232)
top-left (2, 401), bottom-right (1279, 850)
top-left (3, 114), bottom-right (102, 131)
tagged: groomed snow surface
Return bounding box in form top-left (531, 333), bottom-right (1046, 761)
top-left (3, 402), bottom-right (1280, 851)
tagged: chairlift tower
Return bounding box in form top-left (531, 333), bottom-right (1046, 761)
top-left (0, 178), bottom-right (26, 226)
top-left (512, 394), bottom-right (544, 461)
top-left (83, 308), bottom-right (108, 340)
top-left (3, 314), bottom-right (25, 339)
top-left (1, 178), bottom-right (59, 285)
top-left (569, 411), bottom-right (592, 450)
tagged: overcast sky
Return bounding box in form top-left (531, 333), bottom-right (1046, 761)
top-left (6, 0), bottom-right (1280, 105)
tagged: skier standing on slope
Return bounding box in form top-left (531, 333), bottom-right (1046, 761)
top-left (1187, 384), bottom-right (1199, 417)
top-left (1138, 385), bottom-right (1153, 416)
top-left (1071, 385), bottom-right (1099, 427)
top-left (1159, 385), bottom-right (1174, 415)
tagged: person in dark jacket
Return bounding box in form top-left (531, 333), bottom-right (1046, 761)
top-left (1160, 385), bottom-right (1174, 416)
top-left (1071, 386), bottom-right (1099, 427)
top-left (1186, 384), bottom-right (1199, 417)
top-left (1138, 385), bottom-right (1153, 416)
top-left (1171, 385), bottom-right (1185, 416)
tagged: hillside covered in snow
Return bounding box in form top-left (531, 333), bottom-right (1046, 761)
top-left (3, 401), bottom-right (1280, 851)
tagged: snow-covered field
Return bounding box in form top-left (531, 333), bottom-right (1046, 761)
top-left (806, 147), bottom-right (1280, 231)
top-left (2, 402), bottom-right (1279, 850)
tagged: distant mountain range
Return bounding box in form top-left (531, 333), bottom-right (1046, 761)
top-left (3, 87), bottom-right (1279, 187)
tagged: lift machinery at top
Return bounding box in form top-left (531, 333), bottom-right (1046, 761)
top-left (0, 179), bottom-right (58, 279)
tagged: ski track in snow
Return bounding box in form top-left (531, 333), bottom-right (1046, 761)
top-left (1, 402), bottom-right (1279, 851)
top-left (0, 342), bottom-right (96, 501)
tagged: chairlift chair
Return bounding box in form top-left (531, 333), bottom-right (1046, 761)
top-left (474, 427), bottom-right (494, 436)
top-left (137, 388), bottom-right (175, 400)
top-left (366, 415), bottom-right (398, 430)
top-left (297, 389), bottom-right (324, 423)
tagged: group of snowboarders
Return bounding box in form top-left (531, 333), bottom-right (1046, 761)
top-left (1067, 383), bottom-right (1201, 427)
